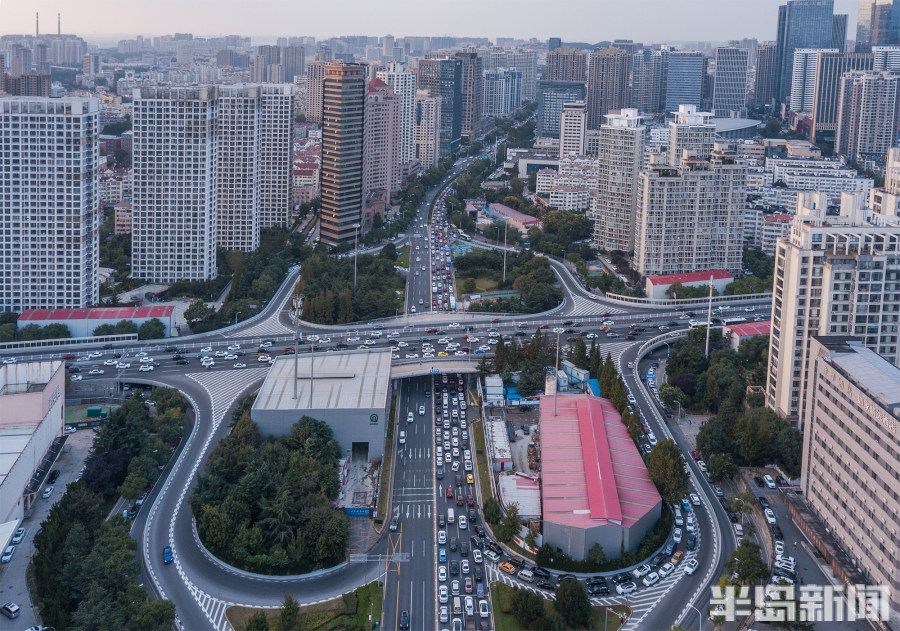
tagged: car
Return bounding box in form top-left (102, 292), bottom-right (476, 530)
top-left (1, 546), bottom-right (13, 563)
top-left (715, 486), bottom-right (724, 497)
top-left (439, 547), bottom-right (447, 562)
top-left (451, 579), bottom-right (460, 594)
top-left (11, 528), bottom-right (26, 545)
top-left (89, 368), bottom-right (105, 375)
top-left (117, 362), bottom-right (132, 369)
top-left (163, 545), bottom-right (173, 564)
top-left (438, 564), bottom-right (448, 582)
top-left (632, 564), bottom-right (651, 579)
top-left (642, 571), bottom-right (660, 587)
top-left (439, 585), bottom-right (449, 603)
top-left (438, 529), bottom-right (446, 544)
top-left (70, 374), bottom-right (83, 381)
top-left (400, 610), bottom-right (410, 629)
top-left (232, 362), bottom-right (248, 369)
top-left (673, 528), bottom-right (682, 543)
top-left (466, 473), bottom-right (474, 484)
top-left (499, 562), bottom-right (516, 574)
top-left (478, 599), bottom-right (490, 618)
top-left (671, 550), bottom-right (685, 564)
top-left (681, 498), bottom-right (691, 511)
top-left (775, 540), bottom-right (785, 557)
top-left (461, 559), bottom-right (470, 575)
top-left (104, 358), bottom-right (117, 366)
top-left (765, 508), bottom-right (777, 524)
top-left (139, 364), bottom-right (154, 372)
top-left (616, 581), bottom-right (637, 595)
top-left (698, 460), bottom-right (708, 473)
top-left (684, 558), bottom-right (699, 575)
top-left (446, 486), bottom-right (454, 499)
top-left (686, 534), bottom-right (697, 550)
top-left (41, 486), bottom-right (54, 499)
top-left (200, 346), bottom-right (212, 353)
top-left (658, 562), bottom-right (675, 578)
top-left (472, 549), bottom-right (482, 564)
top-left (0, 602), bottom-right (20, 619)
top-left (690, 493), bottom-right (701, 506)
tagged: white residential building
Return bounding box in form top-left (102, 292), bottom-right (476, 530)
top-left (873, 46), bottom-right (900, 71)
top-left (482, 68), bottom-right (522, 118)
top-left (766, 157), bottom-right (874, 202)
top-left (590, 108), bottom-right (644, 253)
top-left (668, 104), bottom-right (716, 166)
top-left (414, 89), bottom-right (441, 169)
top-left (766, 191), bottom-right (900, 425)
top-left (258, 84), bottom-right (295, 230)
top-left (132, 86), bottom-right (219, 282)
top-left (790, 48), bottom-right (836, 113)
top-left (0, 97), bottom-right (101, 311)
top-left (871, 147), bottom-right (900, 217)
top-left (364, 78), bottom-right (402, 195)
top-left (549, 187), bottom-right (591, 212)
top-left (376, 62), bottom-right (417, 167)
top-left (835, 70), bottom-right (900, 163)
top-left (635, 147), bottom-right (747, 277)
top-left (217, 85), bottom-right (261, 252)
top-left (760, 213), bottom-right (795, 254)
top-left (558, 100), bottom-right (586, 158)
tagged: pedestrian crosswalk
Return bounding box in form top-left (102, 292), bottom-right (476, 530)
top-left (187, 367), bottom-right (270, 428)
top-left (595, 340), bottom-right (637, 368)
top-left (226, 315), bottom-right (294, 339)
top-left (564, 294), bottom-right (627, 317)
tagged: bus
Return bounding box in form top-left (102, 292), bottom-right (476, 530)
top-left (458, 231), bottom-right (472, 242)
top-left (722, 317), bottom-right (748, 325)
top-left (688, 320), bottom-right (709, 329)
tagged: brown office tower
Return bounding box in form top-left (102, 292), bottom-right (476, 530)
top-left (586, 47), bottom-right (631, 130)
top-left (320, 62), bottom-right (366, 245)
top-left (306, 61), bottom-right (325, 124)
top-left (454, 51), bottom-right (483, 139)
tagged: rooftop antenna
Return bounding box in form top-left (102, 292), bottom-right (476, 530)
top-left (35, 13), bottom-right (39, 37)
top-left (58, 13), bottom-right (61, 36)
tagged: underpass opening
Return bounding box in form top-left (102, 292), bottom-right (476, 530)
top-left (351, 441), bottom-right (369, 463)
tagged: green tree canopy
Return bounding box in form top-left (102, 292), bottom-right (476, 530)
top-left (646, 439), bottom-right (688, 503)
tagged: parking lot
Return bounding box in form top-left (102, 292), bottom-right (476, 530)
top-left (0, 425), bottom-right (96, 628)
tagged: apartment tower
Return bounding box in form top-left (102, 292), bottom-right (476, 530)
top-left (305, 61), bottom-right (326, 124)
top-left (667, 104), bottom-right (717, 166)
top-left (558, 100), bottom-right (586, 158)
top-left (376, 62), bottom-right (418, 166)
top-left (836, 70), bottom-right (900, 162)
top-left (545, 47), bottom-right (586, 82)
top-left (454, 51), bottom-right (483, 139)
top-left (413, 89), bottom-right (441, 168)
top-left (586, 47), bottom-right (631, 130)
top-left (810, 51), bottom-right (875, 141)
top-left (0, 97), bottom-right (100, 311)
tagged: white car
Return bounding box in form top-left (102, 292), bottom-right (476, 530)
top-left (387, 331), bottom-right (399, 338)
top-left (438, 565), bottom-right (447, 582)
top-left (214, 350), bottom-right (227, 357)
top-left (684, 558), bottom-right (699, 575)
top-left (602, 320), bottom-right (615, 326)
top-left (407, 412), bottom-right (414, 423)
top-left (364, 339), bottom-right (376, 346)
top-left (479, 599), bottom-right (490, 618)
top-left (224, 353), bottom-right (238, 360)
top-left (139, 365), bottom-right (154, 372)
top-left (439, 585), bottom-right (449, 603)
top-left (642, 571), bottom-right (660, 587)
top-left (397, 341), bottom-right (408, 347)
top-left (70, 374), bottom-right (82, 381)
top-left (89, 368), bottom-right (105, 375)
top-left (41, 486), bottom-right (54, 499)
top-left (658, 562), bottom-right (674, 578)
top-left (257, 355), bottom-right (270, 362)
top-left (233, 363), bottom-right (247, 369)
top-left (690, 493), bottom-right (700, 506)
top-left (418, 405), bottom-right (425, 416)
top-left (347, 337), bottom-right (360, 343)
top-left (765, 508), bottom-right (777, 524)
top-left (448, 323), bottom-right (460, 328)
top-left (1, 358), bottom-right (17, 365)
top-left (228, 344), bottom-right (241, 350)
top-left (616, 581), bottom-right (637, 595)
top-left (405, 353), bottom-right (418, 359)
top-left (117, 362), bottom-right (131, 369)
top-left (472, 549), bottom-right (482, 564)
top-left (673, 528), bottom-right (682, 543)
top-left (200, 346), bottom-right (212, 353)
top-left (438, 530), bottom-right (446, 544)
top-left (104, 359), bottom-right (117, 366)
top-left (139, 356), bottom-right (154, 363)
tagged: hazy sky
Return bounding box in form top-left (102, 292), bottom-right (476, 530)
top-left (0, 0), bottom-right (860, 45)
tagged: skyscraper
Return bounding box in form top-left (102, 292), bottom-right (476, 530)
top-left (790, 48), bottom-right (837, 112)
top-left (363, 78), bottom-right (402, 197)
top-left (663, 51), bottom-right (707, 111)
top-left (668, 104), bottom-right (716, 166)
top-left (766, 191), bottom-right (900, 423)
top-left (810, 51), bottom-right (874, 141)
top-left (558, 100), bottom-right (586, 158)
top-left (319, 63), bottom-right (366, 245)
top-left (132, 86), bottom-right (219, 282)
top-left (482, 68), bottom-right (523, 118)
top-left (548, 37), bottom-right (562, 52)
top-left (630, 49), bottom-right (660, 113)
top-left (454, 51), bottom-right (483, 139)
top-left (832, 13), bottom-right (848, 51)
top-left (585, 48), bottom-right (631, 130)
top-left (754, 43), bottom-right (778, 105)
top-left (774, 0), bottom-right (835, 104)
top-left (590, 109), bottom-right (644, 253)
top-left (414, 90), bottom-right (441, 169)
top-left (417, 57), bottom-right (462, 157)
top-left (0, 97), bottom-right (100, 311)
top-left (536, 80), bottom-right (586, 138)
top-left (217, 86), bottom-right (261, 252)
top-left (857, 0), bottom-right (899, 50)
top-left (258, 84), bottom-right (295, 230)
top-left (306, 61), bottom-right (325, 124)
top-left (835, 70), bottom-right (900, 161)
top-left (376, 62), bottom-right (417, 166)
top-left (712, 47), bottom-right (749, 116)
top-left (545, 47), bottom-right (586, 82)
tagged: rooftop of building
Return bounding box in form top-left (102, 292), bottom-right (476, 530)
top-left (540, 394), bottom-right (661, 529)
top-left (645, 270), bottom-right (733, 286)
top-left (487, 202), bottom-right (540, 224)
top-left (818, 337), bottom-right (900, 414)
top-left (712, 118), bottom-right (761, 133)
top-left (19, 305), bottom-right (174, 322)
top-left (0, 427), bottom-right (34, 488)
top-left (725, 321), bottom-right (771, 338)
top-left (252, 350), bottom-right (392, 412)
top-left (498, 472), bottom-right (541, 518)
top-left (764, 213), bottom-right (794, 223)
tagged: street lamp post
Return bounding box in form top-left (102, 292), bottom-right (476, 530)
top-left (234, 311), bottom-right (241, 325)
top-left (353, 223), bottom-right (361, 288)
top-left (685, 602), bottom-right (704, 631)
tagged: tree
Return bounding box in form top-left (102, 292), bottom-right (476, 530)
top-left (646, 439), bottom-right (688, 503)
top-left (462, 278), bottom-right (477, 294)
top-left (277, 593), bottom-right (300, 631)
top-left (587, 543), bottom-right (605, 565)
top-left (495, 502), bottom-right (521, 542)
top-left (482, 497), bottom-right (502, 525)
top-left (379, 242), bottom-right (397, 261)
top-left (243, 611), bottom-right (270, 631)
top-left (553, 580), bottom-right (592, 628)
top-left (510, 177), bottom-right (525, 196)
top-left (708, 453), bottom-right (738, 482)
top-left (138, 318), bottom-right (166, 340)
top-left (659, 383), bottom-right (687, 409)
top-left (184, 300), bottom-right (215, 324)
top-left (511, 588), bottom-right (545, 625)
top-left (725, 540), bottom-right (769, 584)
top-left (727, 492), bottom-right (757, 524)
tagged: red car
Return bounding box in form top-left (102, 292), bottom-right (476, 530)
top-left (427, 328), bottom-right (438, 334)
top-left (456, 496), bottom-right (465, 506)
top-left (691, 450), bottom-right (700, 461)
top-left (446, 486), bottom-right (454, 499)
top-left (467, 495), bottom-right (475, 507)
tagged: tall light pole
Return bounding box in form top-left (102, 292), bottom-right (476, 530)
top-left (553, 327), bottom-right (563, 418)
top-left (502, 222), bottom-right (508, 284)
top-left (704, 274), bottom-right (714, 358)
top-left (685, 602), bottom-right (704, 631)
top-left (353, 223), bottom-right (361, 288)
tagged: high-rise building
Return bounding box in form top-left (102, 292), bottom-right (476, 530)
top-left (505, 49), bottom-right (538, 100)
top-left (857, 0), bottom-right (899, 51)
top-left (634, 147), bottom-right (746, 277)
top-left (631, 49), bottom-right (661, 113)
top-left (82, 52), bottom-right (100, 77)
top-left (558, 100), bottom-right (586, 158)
top-left (417, 58), bottom-right (462, 158)
top-left (836, 70), bottom-right (900, 162)
top-left (454, 51), bottom-right (483, 139)
top-left (482, 68), bottom-right (522, 118)
top-left (832, 13), bottom-right (848, 51)
top-left (667, 104), bottom-right (716, 166)
top-left (774, 0), bottom-right (836, 103)
top-left (663, 51), bottom-right (707, 111)
top-left (305, 61), bottom-right (325, 124)
top-left (280, 46), bottom-right (305, 82)
top-left (590, 109), bottom-right (644, 253)
top-left (319, 63), bottom-right (366, 245)
top-left (132, 86), bottom-right (219, 282)
top-left (0, 71), bottom-right (51, 97)
top-left (545, 47), bottom-right (586, 82)
top-left (765, 191), bottom-right (900, 422)
top-left (810, 51), bottom-right (874, 141)
top-left (874, 44), bottom-right (900, 69)
top-left (585, 47), bottom-right (630, 130)
top-left (217, 86), bottom-right (261, 252)
top-left (363, 78), bottom-right (402, 198)
top-left (258, 84), bottom-right (295, 230)
top-left (790, 48), bottom-right (837, 112)
top-left (537, 80), bottom-right (586, 138)
top-left (413, 89), bottom-right (441, 169)
top-left (376, 62), bottom-right (417, 166)
top-left (382, 34), bottom-right (395, 61)
top-left (800, 336), bottom-right (900, 614)
top-left (0, 97), bottom-right (100, 311)
top-left (712, 47), bottom-right (749, 116)
top-left (754, 43), bottom-right (778, 106)
top-left (548, 37), bottom-right (562, 52)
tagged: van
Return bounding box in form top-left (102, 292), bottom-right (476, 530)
top-left (733, 523), bottom-right (744, 538)
top-left (448, 508), bottom-right (455, 524)
top-left (453, 596), bottom-right (462, 616)
top-left (764, 474), bottom-right (776, 489)
top-left (465, 596), bottom-right (474, 616)
top-left (1, 546), bottom-right (13, 563)
top-left (518, 569), bottom-right (534, 583)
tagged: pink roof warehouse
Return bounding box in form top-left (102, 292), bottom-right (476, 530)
top-left (540, 394), bottom-right (662, 561)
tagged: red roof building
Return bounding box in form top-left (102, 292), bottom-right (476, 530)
top-left (18, 306), bottom-right (176, 338)
top-left (644, 269), bottom-right (734, 300)
top-left (725, 320), bottom-right (771, 350)
top-left (540, 394), bottom-right (662, 561)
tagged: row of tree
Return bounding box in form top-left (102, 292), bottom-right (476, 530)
top-left (93, 317), bottom-right (166, 340)
top-left (191, 409), bottom-right (350, 574)
top-left (455, 249), bottom-right (563, 314)
top-left (33, 389), bottom-right (186, 629)
top-left (495, 582), bottom-right (592, 631)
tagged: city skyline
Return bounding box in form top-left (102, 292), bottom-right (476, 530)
top-left (0, 0), bottom-right (860, 44)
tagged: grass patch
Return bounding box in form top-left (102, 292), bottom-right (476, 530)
top-left (507, 539), bottom-right (536, 561)
top-left (396, 245), bottom-right (410, 269)
top-left (375, 394), bottom-right (397, 527)
top-left (455, 274), bottom-right (499, 300)
top-left (491, 583), bottom-right (627, 631)
top-left (226, 581), bottom-right (383, 631)
top-left (472, 418), bottom-right (494, 504)
top-left (64, 404), bottom-right (118, 424)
